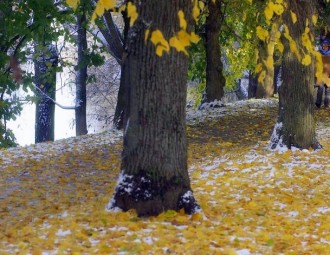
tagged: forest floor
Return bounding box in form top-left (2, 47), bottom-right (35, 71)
top-left (1, 98), bottom-right (330, 255)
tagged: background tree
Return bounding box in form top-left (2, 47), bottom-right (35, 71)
top-left (75, 2), bottom-right (89, 136)
top-left (270, 0), bottom-right (320, 149)
top-left (201, 0), bottom-right (226, 104)
top-left (34, 43), bottom-right (58, 143)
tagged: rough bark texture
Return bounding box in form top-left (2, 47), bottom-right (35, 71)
top-left (270, 1), bottom-right (320, 150)
top-left (202, 0), bottom-right (226, 103)
top-left (109, 0), bottom-right (199, 216)
top-left (34, 44), bottom-right (58, 143)
top-left (75, 10), bottom-right (88, 136)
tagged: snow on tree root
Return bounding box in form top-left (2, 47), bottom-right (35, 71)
top-left (107, 171), bottom-right (200, 217)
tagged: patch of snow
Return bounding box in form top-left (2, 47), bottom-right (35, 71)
top-left (143, 237), bottom-right (154, 245)
top-left (317, 207), bottom-right (330, 214)
top-left (237, 249), bottom-right (251, 255)
top-left (56, 229), bottom-right (71, 236)
top-left (59, 211), bottom-right (69, 218)
top-left (288, 211), bottom-right (299, 217)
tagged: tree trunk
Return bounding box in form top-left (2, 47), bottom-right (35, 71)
top-left (75, 8), bottom-right (88, 136)
top-left (109, 0), bottom-right (199, 217)
top-left (270, 1), bottom-right (320, 150)
top-left (256, 39), bottom-right (275, 98)
top-left (248, 71), bottom-right (258, 99)
top-left (113, 12), bottom-right (129, 130)
top-left (34, 44), bottom-right (58, 143)
top-left (202, 0), bottom-right (225, 104)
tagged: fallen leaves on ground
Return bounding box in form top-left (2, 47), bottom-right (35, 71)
top-left (1, 99), bottom-right (330, 255)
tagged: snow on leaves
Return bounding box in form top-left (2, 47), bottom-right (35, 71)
top-left (1, 99), bottom-right (330, 254)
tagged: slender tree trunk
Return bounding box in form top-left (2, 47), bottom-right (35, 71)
top-left (109, 0), bottom-right (199, 216)
top-left (113, 12), bottom-right (129, 130)
top-left (270, 1), bottom-right (320, 150)
top-left (202, 0), bottom-right (225, 104)
top-left (34, 44), bottom-right (58, 143)
top-left (75, 8), bottom-right (88, 136)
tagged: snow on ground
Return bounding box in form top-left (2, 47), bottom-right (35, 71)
top-left (1, 98), bottom-right (330, 254)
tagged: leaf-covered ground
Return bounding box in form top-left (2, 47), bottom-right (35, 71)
top-left (1, 99), bottom-right (330, 255)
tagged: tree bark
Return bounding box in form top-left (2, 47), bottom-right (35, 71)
top-left (75, 8), bottom-right (88, 136)
top-left (34, 44), bottom-right (58, 143)
top-left (248, 71), bottom-right (258, 98)
top-left (256, 40), bottom-right (275, 98)
top-left (270, 1), bottom-right (320, 150)
top-left (113, 12), bottom-right (129, 130)
top-left (109, 0), bottom-right (199, 216)
top-left (202, 0), bottom-right (226, 104)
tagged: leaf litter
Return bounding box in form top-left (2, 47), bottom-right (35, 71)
top-left (1, 98), bottom-right (330, 254)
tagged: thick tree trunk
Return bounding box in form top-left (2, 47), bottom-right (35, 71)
top-left (270, 1), bottom-right (320, 150)
top-left (34, 44), bottom-right (58, 143)
top-left (75, 9), bottom-right (88, 136)
top-left (109, 0), bottom-right (199, 216)
top-left (202, 0), bottom-right (225, 104)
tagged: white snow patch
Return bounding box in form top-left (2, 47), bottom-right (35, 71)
top-left (143, 237), bottom-right (154, 245)
top-left (317, 207), bottom-right (330, 214)
top-left (56, 229), bottom-right (71, 236)
top-left (288, 211), bottom-right (299, 217)
top-left (237, 249), bottom-right (251, 255)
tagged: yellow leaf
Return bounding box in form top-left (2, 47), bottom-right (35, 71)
top-left (255, 63), bottom-right (263, 73)
top-left (150, 30), bottom-right (170, 55)
top-left (264, 6), bottom-right (273, 21)
top-left (156, 45), bottom-right (168, 57)
top-left (191, 212), bottom-right (203, 221)
top-left (198, 0), bottom-right (205, 10)
top-left (100, 0), bottom-right (115, 10)
top-left (177, 30), bottom-right (191, 48)
top-left (258, 70), bottom-right (266, 84)
top-left (291, 11), bottom-right (297, 24)
top-left (276, 41), bottom-right (284, 53)
top-left (178, 10), bottom-right (187, 30)
top-left (256, 26), bottom-right (269, 41)
top-left (312, 15), bottom-right (318, 25)
top-left (189, 32), bottom-right (200, 44)
top-left (66, 0), bottom-right (79, 10)
top-left (274, 31), bottom-right (281, 40)
top-left (94, 3), bottom-right (104, 17)
top-left (302, 54), bottom-right (311, 66)
top-left (144, 29), bottom-right (150, 43)
top-left (169, 36), bottom-right (188, 55)
top-left (272, 3), bottom-right (284, 15)
top-left (289, 40), bottom-right (301, 60)
top-left (127, 2), bottom-right (138, 26)
top-left (163, 210), bottom-right (177, 219)
top-left (223, 247), bottom-right (238, 255)
top-left (193, 2), bottom-right (200, 22)
top-left (265, 56), bottom-right (274, 70)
